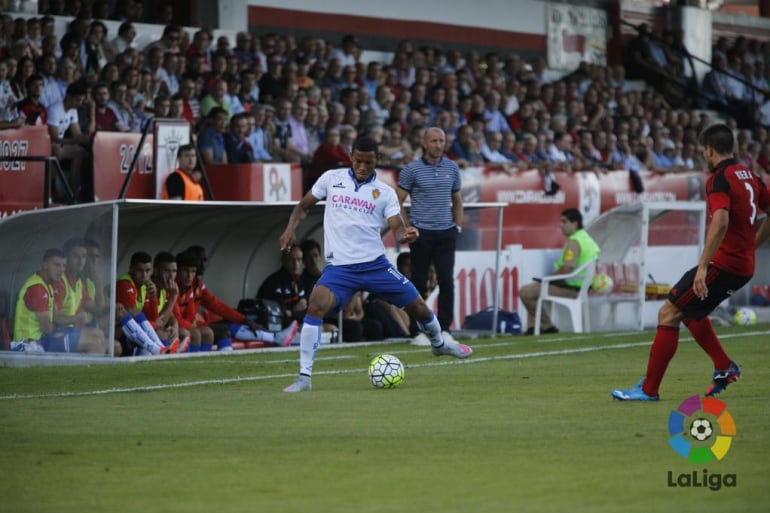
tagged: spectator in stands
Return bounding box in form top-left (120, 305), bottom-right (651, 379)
top-left (38, 53), bottom-right (62, 108)
top-left (108, 21), bottom-right (136, 59)
top-left (259, 55), bottom-right (286, 104)
top-left (257, 246), bottom-right (310, 328)
top-left (271, 97), bottom-right (301, 162)
top-left (143, 24), bottom-right (182, 58)
top-left (224, 112), bottom-right (255, 164)
top-left (245, 107), bottom-right (272, 162)
top-left (13, 248), bottom-right (105, 354)
top-left (199, 77), bottom-right (231, 119)
top-left (16, 73), bottom-right (47, 126)
top-left (91, 82), bottom-right (123, 131)
top-left (448, 124), bottom-right (483, 167)
top-left (379, 119), bottom-right (413, 168)
top-left (483, 90), bottom-right (511, 133)
top-left (0, 57), bottom-right (22, 128)
top-left (156, 51), bottom-right (181, 96)
top-left (330, 35), bottom-right (359, 68)
top-left (287, 98), bottom-right (312, 162)
top-left (108, 80), bottom-right (138, 132)
top-left (233, 31), bottom-right (257, 69)
top-left (178, 76), bottom-right (199, 124)
top-left (340, 124), bottom-right (358, 154)
top-left (519, 208), bottom-right (600, 335)
top-left (481, 131), bottom-right (513, 172)
top-left (163, 143), bottom-right (204, 200)
top-left (84, 21), bottom-right (109, 76)
top-left (198, 107), bottom-right (229, 164)
top-left (306, 126), bottom-right (349, 190)
top-left (47, 81), bottom-right (92, 201)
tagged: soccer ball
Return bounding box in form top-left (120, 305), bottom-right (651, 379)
top-left (734, 307), bottom-right (758, 326)
top-left (368, 354), bottom-right (405, 389)
top-left (689, 418), bottom-right (713, 441)
top-left (592, 272), bottom-right (614, 294)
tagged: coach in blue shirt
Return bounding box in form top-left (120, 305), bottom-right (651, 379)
top-left (397, 127), bottom-right (463, 342)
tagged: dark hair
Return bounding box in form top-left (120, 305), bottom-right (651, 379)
top-left (43, 248), bottom-right (65, 261)
top-left (177, 143), bottom-right (196, 157)
top-left (185, 245), bottom-right (207, 274)
top-left (208, 106), bottom-right (228, 119)
top-left (176, 250), bottom-right (199, 270)
top-left (562, 208), bottom-right (583, 229)
top-left (63, 237), bottom-right (88, 254)
top-left (352, 136), bottom-right (379, 154)
top-left (699, 123), bottom-right (734, 156)
top-left (118, 21), bottom-right (134, 37)
top-left (300, 238), bottom-right (321, 256)
top-left (25, 74), bottom-right (44, 90)
top-left (130, 251), bottom-right (152, 266)
top-left (153, 251), bottom-right (176, 268)
top-left (66, 80), bottom-right (87, 98)
top-left (84, 239), bottom-right (101, 250)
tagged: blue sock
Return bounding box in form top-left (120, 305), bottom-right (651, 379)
top-left (218, 338), bottom-right (232, 350)
top-left (200, 343), bottom-right (213, 352)
top-left (188, 344), bottom-right (200, 353)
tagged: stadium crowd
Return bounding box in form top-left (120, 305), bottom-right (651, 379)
top-left (1, 2), bottom-right (770, 202)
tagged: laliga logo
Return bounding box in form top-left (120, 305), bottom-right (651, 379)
top-left (667, 395), bottom-right (737, 491)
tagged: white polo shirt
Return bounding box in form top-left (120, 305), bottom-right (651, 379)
top-left (46, 101), bottom-right (79, 144)
top-left (311, 167), bottom-right (400, 266)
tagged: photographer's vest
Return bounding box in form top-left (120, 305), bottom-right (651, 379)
top-left (555, 229), bottom-right (600, 288)
top-left (14, 273), bottom-right (54, 341)
top-left (162, 170), bottom-right (204, 201)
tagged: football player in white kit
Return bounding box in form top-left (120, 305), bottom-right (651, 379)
top-left (280, 136), bottom-right (473, 392)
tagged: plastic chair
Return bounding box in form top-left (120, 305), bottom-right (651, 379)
top-left (534, 259), bottom-right (598, 335)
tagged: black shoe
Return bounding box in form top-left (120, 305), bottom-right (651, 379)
top-left (542, 326), bottom-right (559, 334)
top-left (524, 327), bottom-right (535, 335)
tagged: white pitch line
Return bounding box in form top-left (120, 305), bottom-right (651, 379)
top-left (1, 330), bottom-right (766, 401)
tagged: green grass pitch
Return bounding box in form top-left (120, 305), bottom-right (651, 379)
top-left (1, 326), bottom-right (769, 513)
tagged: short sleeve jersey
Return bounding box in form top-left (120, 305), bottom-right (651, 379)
top-left (311, 168), bottom-right (401, 266)
top-left (707, 158), bottom-right (770, 276)
top-left (47, 101), bottom-right (78, 141)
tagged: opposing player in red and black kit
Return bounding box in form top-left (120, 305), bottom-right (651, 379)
top-left (613, 123), bottom-right (770, 401)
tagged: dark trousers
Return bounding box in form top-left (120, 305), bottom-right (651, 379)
top-left (409, 227), bottom-right (457, 331)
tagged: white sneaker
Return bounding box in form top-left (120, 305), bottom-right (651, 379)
top-left (431, 340), bottom-right (473, 359)
top-left (276, 321), bottom-right (299, 347)
top-left (218, 345), bottom-right (234, 352)
top-left (411, 333), bottom-right (431, 346)
top-left (10, 340), bottom-right (45, 352)
top-left (284, 375), bottom-right (312, 392)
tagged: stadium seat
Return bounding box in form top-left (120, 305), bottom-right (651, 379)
top-left (534, 258), bottom-right (597, 335)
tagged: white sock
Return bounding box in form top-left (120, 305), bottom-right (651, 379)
top-left (231, 324), bottom-right (274, 342)
top-left (121, 317), bottom-right (162, 354)
top-left (299, 319), bottom-right (323, 376)
top-left (417, 313), bottom-right (444, 348)
top-left (135, 312), bottom-right (165, 348)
